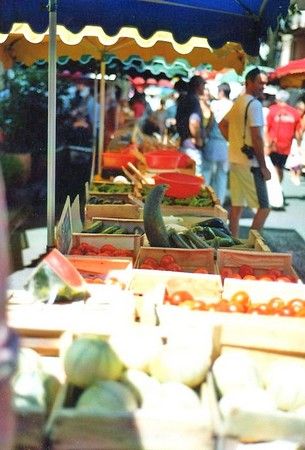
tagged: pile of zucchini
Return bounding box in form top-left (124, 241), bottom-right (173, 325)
top-left (143, 185), bottom-right (247, 249)
top-left (82, 221), bottom-right (143, 235)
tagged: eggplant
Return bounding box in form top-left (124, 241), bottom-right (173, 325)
top-left (194, 218), bottom-right (231, 235)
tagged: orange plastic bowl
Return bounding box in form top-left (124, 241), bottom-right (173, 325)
top-left (145, 151), bottom-right (182, 169)
top-left (154, 172), bottom-right (203, 198)
top-left (102, 152), bottom-right (137, 169)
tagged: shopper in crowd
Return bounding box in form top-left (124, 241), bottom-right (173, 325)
top-left (0, 166), bottom-right (18, 450)
top-left (266, 90), bottom-right (301, 190)
top-left (219, 68), bottom-right (271, 237)
top-left (201, 83), bottom-right (233, 205)
top-left (175, 75), bottom-right (206, 176)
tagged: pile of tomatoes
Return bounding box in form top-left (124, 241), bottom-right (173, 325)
top-left (220, 264), bottom-right (298, 283)
top-left (164, 289), bottom-right (305, 317)
top-left (69, 242), bottom-right (134, 258)
top-left (138, 255), bottom-right (209, 273)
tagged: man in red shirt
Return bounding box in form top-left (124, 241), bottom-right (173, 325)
top-left (266, 90), bottom-right (301, 184)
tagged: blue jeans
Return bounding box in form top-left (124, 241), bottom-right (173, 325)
top-left (181, 147), bottom-right (204, 177)
top-left (202, 158), bottom-right (229, 205)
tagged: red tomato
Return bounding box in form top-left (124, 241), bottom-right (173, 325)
top-left (139, 263), bottom-right (155, 270)
top-left (257, 274), bottom-right (274, 281)
top-left (166, 263), bottom-right (182, 272)
top-left (229, 273), bottom-right (242, 279)
top-left (268, 297), bottom-right (285, 313)
top-left (277, 276), bottom-right (292, 283)
top-left (220, 267), bottom-right (234, 278)
top-left (267, 269), bottom-right (283, 279)
top-left (207, 303), bottom-right (218, 312)
top-left (159, 254), bottom-right (176, 268)
top-left (100, 244), bottom-right (116, 252)
top-left (170, 290), bottom-right (194, 305)
top-left (238, 264), bottom-right (254, 278)
top-left (178, 300), bottom-right (196, 309)
top-left (191, 300), bottom-right (208, 311)
top-left (142, 257), bottom-right (159, 269)
top-left (215, 299), bottom-right (230, 312)
top-left (193, 267), bottom-right (209, 274)
top-left (278, 306), bottom-right (294, 317)
top-left (230, 291), bottom-right (251, 310)
top-left (227, 302), bottom-right (245, 313)
top-left (250, 304), bottom-right (270, 315)
top-left (287, 298), bottom-right (305, 314)
top-left (296, 307), bottom-right (305, 317)
top-left (243, 274), bottom-right (257, 280)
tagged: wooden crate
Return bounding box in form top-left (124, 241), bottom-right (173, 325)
top-left (70, 233), bottom-right (143, 261)
top-left (208, 345), bottom-right (305, 445)
top-left (135, 246), bottom-right (216, 273)
top-left (161, 203), bottom-right (228, 222)
top-left (247, 229), bottom-right (271, 252)
top-left (86, 217), bottom-right (145, 235)
top-left (85, 195), bottom-right (143, 220)
top-left (46, 382), bottom-right (213, 450)
top-left (217, 249), bottom-right (299, 281)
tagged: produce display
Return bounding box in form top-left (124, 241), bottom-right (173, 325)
top-left (82, 220), bottom-right (144, 235)
top-left (141, 185), bottom-right (215, 207)
top-left (89, 183), bottom-right (133, 194)
top-left (138, 254), bottom-right (210, 273)
top-left (211, 351), bottom-right (305, 442)
top-left (220, 265), bottom-right (298, 282)
top-left (69, 242), bottom-right (134, 258)
top-left (60, 331), bottom-right (211, 415)
top-left (88, 195), bottom-right (132, 205)
top-left (143, 185), bottom-right (249, 250)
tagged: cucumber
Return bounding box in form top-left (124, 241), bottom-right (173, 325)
top-left (143, 184), bottom-right (170, 247)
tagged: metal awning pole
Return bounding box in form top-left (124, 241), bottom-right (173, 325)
top-left (47, 0), bottom-right (57, 249)
top-left (97, 58), bottom-right (106, 177)
top-left (90, 71), bottom-right (98, 181)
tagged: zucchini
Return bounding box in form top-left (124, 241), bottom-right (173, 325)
top-left (185, 230), bottom-right (211, 248)
top-left (82, 221), bottom-right (104, 234)
top-left (143, 184), bottom-right (170, 247)
top-left (195, 218), bottom-right (231, 235)
top-left (168, 229), bottom-right (192, 249)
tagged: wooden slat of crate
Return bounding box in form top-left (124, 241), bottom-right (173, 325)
top-left (161, 204), bottom-right (228, 221)
top-left (85, 203), bottom-right (143, 220)
top-left (46, 384), bottom-right (213, 450)
top-left (14, 406), bottom-right (46, 450)
top-left (217, 249), bottom-right (299, 279)
top-left (247, 229), bottom-right (271, 252)
top-left (135, 246), bottom-right (216, 273)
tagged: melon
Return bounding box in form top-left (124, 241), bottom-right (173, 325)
top-left (143, 382), bottom-right (202, 411)
top-left (148, 344), bottom-right (210, 388)
top-left (64, 337), bottom-right (124, 388)
top-left (121, 369), bottom-right (161, 407)
top-left (109, 327), bottom-right (163, 372)
top-left (212, 352), bottom-right (261, 395)
top-left (76, 380), bottom-right (138, 413)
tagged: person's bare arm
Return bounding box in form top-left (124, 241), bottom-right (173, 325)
top-left (219, 118), bottom-right (229, 140)
top-left (250, 126), bottom-right (271, 181)
top-left (189, 117), bottom-right (203, 148)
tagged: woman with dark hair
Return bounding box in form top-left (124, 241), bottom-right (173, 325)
top-left (175, 75), bottom-right (207, 175)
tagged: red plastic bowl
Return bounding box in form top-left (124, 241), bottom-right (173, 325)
top-left (102, 152), bottom-right (137, 169)
top-left (145, 151), bottom-right (182, 169)
top-left (154, 172), bottom-right (203, 198)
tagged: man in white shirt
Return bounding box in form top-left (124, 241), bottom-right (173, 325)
top-left (219, 68), bottom-right (271, 237)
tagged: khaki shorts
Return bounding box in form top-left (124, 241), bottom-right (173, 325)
top-left (230, 163), bottom-right (269, 209)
